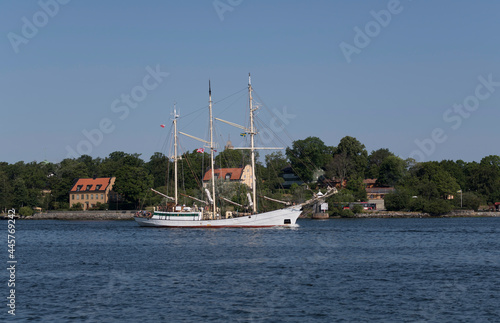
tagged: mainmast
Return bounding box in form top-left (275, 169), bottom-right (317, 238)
top-left (248, 73), bottom-right (257, 213)
top-left (209, 81), bottom-right (217, 215)
top-left (214, 74), bottom-right (283, 213)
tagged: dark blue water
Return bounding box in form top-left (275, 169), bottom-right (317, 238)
top-left (3, 217), bottom-right (500, 322)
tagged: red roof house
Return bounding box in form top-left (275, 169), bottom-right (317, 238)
top-left (69, 177), bottom-right (116, 210)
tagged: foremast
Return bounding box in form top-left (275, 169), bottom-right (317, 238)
top-left (248, 74), bottom-right (257, 213)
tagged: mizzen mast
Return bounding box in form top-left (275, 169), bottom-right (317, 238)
top-left (172, 105), bottom-right (179, 205)
top-left (209, 81), bottom-right (217, 216)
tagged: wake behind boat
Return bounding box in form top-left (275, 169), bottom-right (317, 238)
top-left (134, 75), bottom-right (335, 228)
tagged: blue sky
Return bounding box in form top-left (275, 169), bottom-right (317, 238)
top-left (1, 0), bottom-right (500, 164)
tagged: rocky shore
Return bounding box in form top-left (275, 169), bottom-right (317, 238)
top-left (309, 210), bottom-right (500, 219)
top-left (23, 210), bottom-right (136, 220)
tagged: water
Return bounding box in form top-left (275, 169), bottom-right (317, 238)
top-left (3, 217), bottom-right (500, 322)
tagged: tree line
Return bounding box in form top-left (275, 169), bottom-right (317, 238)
top-left (1, 136), bottom-right (499, 215)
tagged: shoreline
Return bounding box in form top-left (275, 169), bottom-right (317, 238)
top-left (4, 210), bottom-right (500, 220)
top-left (305, 210), bottom-right (500, 219)
top-left (16, 210), bottom-right (137, 221)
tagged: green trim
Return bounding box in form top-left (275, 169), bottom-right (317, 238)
top-left (154, 212), bottom-right (200, 217)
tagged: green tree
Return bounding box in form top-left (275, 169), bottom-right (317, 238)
top-left (453, 192), bottom-right (482, 211)
top-left (422, 199), bottom-right (453, 216)
top-left (403, 162), bottom-right (460, 200)
top-left (260, 151), bottom-right (287, 191)
top-left (384, 189), bottom-right (411, 211)
top-left (367, 148), bottom-right (394, 178)
top-left (377, 156), bottom-right (406, 187)
top-left (99, 151), bottom-right (144, 177)
top-left (439, 159), bottom-right (467, 190)
top-left (19, 206), bottom-right (34, 216)
top-left (0, 167), bottom-right (12, 212)
top-left (345, 176), bottom-right (367, 201)
top-left (146, 152), bottom-right (170, 188)
top-left (325, 151), bottom-right (352, 186)
top-left (113, 165), bottom-right (153, 208)
top-left (335, 136), bottom-right (368, 178)
top-left (286, 137), bottom-right (333, 182)
top-left (215, 149), bottom-right (251, 169)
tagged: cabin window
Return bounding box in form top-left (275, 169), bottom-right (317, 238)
top-left (284, 219), bottom-right (291, 224)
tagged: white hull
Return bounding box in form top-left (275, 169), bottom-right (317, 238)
top-left (134, 206), bottom-right (301, 228)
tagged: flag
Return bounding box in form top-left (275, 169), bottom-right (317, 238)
top-left (196, 148), bottom-right (204, 153)
top-left (160, 124), bottom-right (165, 128)
top-left (240, 132), bottom-right (247, 137)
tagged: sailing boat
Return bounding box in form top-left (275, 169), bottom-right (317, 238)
top-left (134, 75), bottom-right (334, 228)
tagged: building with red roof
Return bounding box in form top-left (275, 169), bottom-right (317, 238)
top-left (69, 177), bottom-right (116, 210)
top-left (202, 165), bottom-right (253, 188)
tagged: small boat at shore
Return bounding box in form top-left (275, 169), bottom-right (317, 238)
top-left (134, 75), bottom-right (335, 228)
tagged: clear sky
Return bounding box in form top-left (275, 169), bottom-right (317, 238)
top-left (1, 0), bottom-right (499, 164)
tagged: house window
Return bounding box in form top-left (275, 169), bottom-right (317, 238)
top-left (101, 194), bottom-right (104, 199)
top-left (86, 194), bottom-right (89, 199)
top-left (76, 195), bottom-right (79, 200)
top-left (72, 195), bottom-right (74, 200)
top-left (91, 194), bottom-right (93, 199)
top-left (96, 184), bottom-right (102, 190)
top-left (76, 185), bottom-right (83, 191)
top-left (81, 194), bottom-right (84, 199)
top-left (225, 173), bottom-right (231, 180)
top-left (86, 185), bottom-right (92, 191)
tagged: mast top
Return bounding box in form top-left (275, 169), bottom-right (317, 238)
top-left (248, 73), bottom-right (251, 86)
top-left (209, 79), bottom-right (211, 96)
top-left (171, 102), bottom-right (179, 119)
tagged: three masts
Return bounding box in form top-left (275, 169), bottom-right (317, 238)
top-left (134, 75), bottom-right (334, 228)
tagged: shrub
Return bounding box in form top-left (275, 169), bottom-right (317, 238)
top-left (453, 192), bottom-right (482, 211)
top-left (330, 207), bottom-right (355, 218)
top-left (384, 190), bottom-right (410, 211)
top-left (97, 203), bottom-right (109, 210)
top-left (423, 199), bottom-right (453, 216)
top-left (340, 209), bottom-right (355, 218)
top-left (352, 204), bottom-right (364, 214)
top-left (19, 206), bottom-right (34, 217)
top-left (70, 203), bottom-right (83, 210)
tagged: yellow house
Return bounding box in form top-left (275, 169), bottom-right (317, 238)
top-left (202, 165), bottom-right (253, 188)
top-left (69, 177), bottom-right (116, 210)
